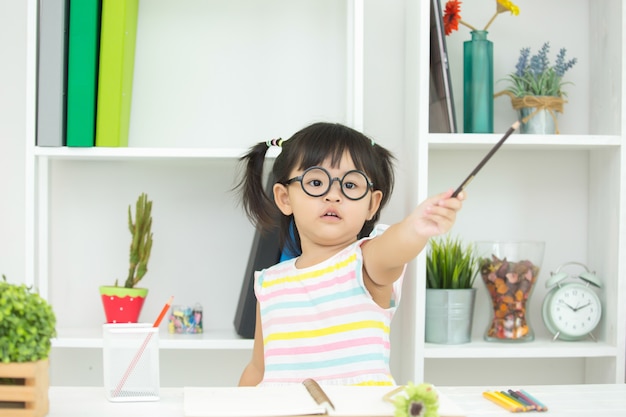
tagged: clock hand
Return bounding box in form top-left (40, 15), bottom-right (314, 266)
top-left (558, 300), bottom-right (576, 311)
top-left (573, 302), bottom-right (591, 312)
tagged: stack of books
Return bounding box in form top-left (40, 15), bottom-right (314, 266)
top-left (36, 0), bottom-right (139, 148)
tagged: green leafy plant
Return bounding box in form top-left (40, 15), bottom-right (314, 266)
top-left (0, 275), bottom-right (57, 363)
top-left (115, 192), bottom-right (153, 288)
top-left (426, 235), bottom-right (478, 289)
top-left (504, 42), bottom-right (578, 98)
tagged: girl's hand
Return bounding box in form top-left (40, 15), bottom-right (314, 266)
top-left (361, 189), bottom-right (465, 287)
top-left (410, 189), bottom-right (465, 238)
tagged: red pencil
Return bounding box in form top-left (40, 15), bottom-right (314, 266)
top-left (153, 295), bottom-right (174, 327)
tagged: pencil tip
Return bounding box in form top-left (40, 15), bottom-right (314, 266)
top-left (512, 120), bottom-right (521, 129)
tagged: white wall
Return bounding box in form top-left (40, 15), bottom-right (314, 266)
top-left (0, 1), bottom-right (26, 284)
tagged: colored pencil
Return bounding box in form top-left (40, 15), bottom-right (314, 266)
top-left (507, 389), bottom-right (536, 411)
top-left (500, 391), bottom-right (533, 411)
top-left (519, 389), bottom-right (548, 411)
top-left (153, 295), bottom-right (174, 327)
top-left (483, 391), bottom-right (524, 412)
top-left (492, 391), bottom-right (528, 412)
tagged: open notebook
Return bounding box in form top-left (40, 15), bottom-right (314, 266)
top-left (184, 383), bottom-right (465, 417)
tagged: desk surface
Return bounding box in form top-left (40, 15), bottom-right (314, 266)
top-left (46, 384), bottom-right (626, 417)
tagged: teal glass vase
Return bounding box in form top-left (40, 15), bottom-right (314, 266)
top-left (463, 30), bottom-right (493, 133)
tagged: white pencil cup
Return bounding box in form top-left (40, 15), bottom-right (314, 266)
top-left (102, 323), bottom-right (160, 402)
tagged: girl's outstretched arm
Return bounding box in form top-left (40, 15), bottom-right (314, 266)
top-left (362, 189), bottom-right (465, 287)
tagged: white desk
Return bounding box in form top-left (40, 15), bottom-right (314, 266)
top-left (46, 384), bottom-right (626, 417)
top-left (47, 387), bottom-right (183, 417)
top-left (438, 384), bottom-right (626, 416)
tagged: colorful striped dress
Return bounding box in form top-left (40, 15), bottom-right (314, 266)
top-left (254, 225), bottom-right (404, 386)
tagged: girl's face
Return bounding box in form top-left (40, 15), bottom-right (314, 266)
top-left (273, 152), bottom-right (383, 256)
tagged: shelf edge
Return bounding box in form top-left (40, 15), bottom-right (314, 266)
top-left (424, 340), bottom-right (618, 359)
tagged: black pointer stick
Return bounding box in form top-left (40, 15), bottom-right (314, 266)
top-left (451, 120), bottom-right (521, 198)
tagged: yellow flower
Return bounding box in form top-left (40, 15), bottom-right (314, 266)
top-left (484, 0), bottom-right (520, 30)
top-left (498, 0), bottom-right (520, 16)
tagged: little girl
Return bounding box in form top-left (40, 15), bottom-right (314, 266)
top-left (236, 122), bottom-right (464, 386)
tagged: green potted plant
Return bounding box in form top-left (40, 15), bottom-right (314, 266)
top-left (425, 235), bottom-right (478, 344)
top-left (99, 192), bottom-right (153, 323)
top-left (497, 42), bottom-right (577, 134)
top-left (0, 275), bottom-right (56, 416)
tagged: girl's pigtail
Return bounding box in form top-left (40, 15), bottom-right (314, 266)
top-left (236, 140), bottom-right (281, 232)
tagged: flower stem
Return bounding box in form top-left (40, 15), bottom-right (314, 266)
top-left (460, 20), bottom-right (478, 31)
top-left (483, 12), bottom-right (499, 30)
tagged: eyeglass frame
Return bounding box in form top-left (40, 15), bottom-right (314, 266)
top-left (283, 166), bottom-right (374, 201)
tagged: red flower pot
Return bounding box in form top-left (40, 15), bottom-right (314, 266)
top-left (99, 286), bottom-right (148, 323)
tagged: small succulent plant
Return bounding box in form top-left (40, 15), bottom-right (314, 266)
top-left (116, 193), bottom-right (153, 288)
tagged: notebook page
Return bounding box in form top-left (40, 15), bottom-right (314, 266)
top-left (184, 386), bottom-right (327, 417)
top-left (184, 385), bottom-right (465, 417)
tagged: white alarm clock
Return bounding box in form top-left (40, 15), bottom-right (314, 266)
top-left (541, 262), bottom-right (602, 341)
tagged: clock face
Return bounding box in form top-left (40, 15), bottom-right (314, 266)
top-left (546, 284), bottom-right (602, 339)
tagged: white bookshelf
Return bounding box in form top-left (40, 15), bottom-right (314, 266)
top-left (401, 0), bottom-right (625, 385)
top-left (33, 147), bottom-right (251, 159)
top-left (25, 0), bottom-right (371, 387)
top-left (53, 328), bottom-right (253, 350)
top-left (25, 0), bottom-right (625, 386)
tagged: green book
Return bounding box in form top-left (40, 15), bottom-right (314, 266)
top-left (95, 0), bottom-right (140, 147)
top-left (65, 0), bottom-right (101, 147)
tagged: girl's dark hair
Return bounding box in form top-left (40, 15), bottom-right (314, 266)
top-left (235, 122), bottom-right (395, 256)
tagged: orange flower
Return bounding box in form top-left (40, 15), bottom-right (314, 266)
top-left (443, 0), bottom-right (462, 35)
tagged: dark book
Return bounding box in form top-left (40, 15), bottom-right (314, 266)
top-left (429, 0), bottom-right (457, 133)
top-left (234, 174), bottom-right (283, 339)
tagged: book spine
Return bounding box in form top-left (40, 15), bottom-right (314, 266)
top-left (65, 0), bottom-right (101, 147)
top-left (95, 0), bottom-right (140, 148)
top-left (36, 0), bottom-right (69, 147)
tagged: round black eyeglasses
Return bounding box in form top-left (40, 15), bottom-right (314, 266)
top-left (284, 166), bottom-right (374, 201)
